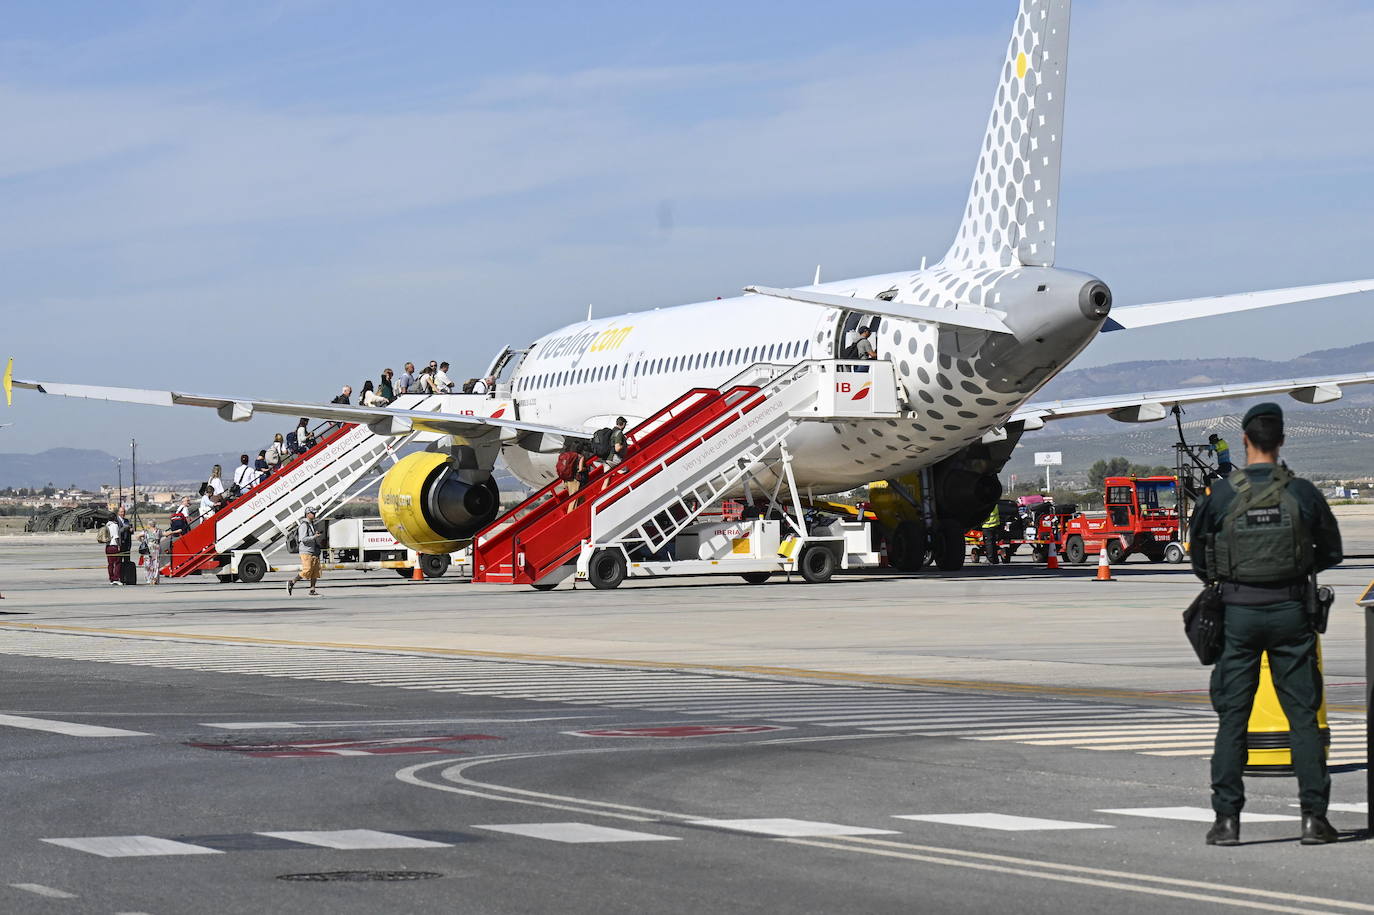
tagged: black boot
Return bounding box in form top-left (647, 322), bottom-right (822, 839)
top-left (1206, 814), bottom-right (1239, 846)
top-left (1300, 814), bottom-right (1338, 845)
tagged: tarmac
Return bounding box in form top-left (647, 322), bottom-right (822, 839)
top-left (0, 505), bottom-right (1369, 913)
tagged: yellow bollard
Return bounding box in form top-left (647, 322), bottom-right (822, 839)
top-left (1244, 642), bottom-right (1330, 775)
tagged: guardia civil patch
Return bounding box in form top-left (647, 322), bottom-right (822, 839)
top-left (1245, 507), bottom-right (1282, 526)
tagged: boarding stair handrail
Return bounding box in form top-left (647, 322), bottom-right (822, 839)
top-left (471, 386), bottom-right (743, 583)
top-left (162, 393), bottom-right (444, 577)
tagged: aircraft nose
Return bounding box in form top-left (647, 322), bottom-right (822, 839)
top-left (1079, 280), bottom-right (1113, 320)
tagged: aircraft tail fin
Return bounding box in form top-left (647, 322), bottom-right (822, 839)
top-left (940, 0), bottom-right (1071, 271)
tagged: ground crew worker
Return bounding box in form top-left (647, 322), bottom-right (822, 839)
top-left (980, 504), bottom-right (1003, 564)
top-left (287, 509), bottom-right (323, 596)
top-left (1189, 402), bottom-right (1343, 846)
top-left (1208, 433), bottom-right (1233, 476)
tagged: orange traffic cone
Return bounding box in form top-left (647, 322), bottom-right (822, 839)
top-left (1045, 541), bottom-right (1059, 570)
top-left (1094, 544), bottom-right (1115, 582)
top-left (411, 563), bottom-right (425, 581)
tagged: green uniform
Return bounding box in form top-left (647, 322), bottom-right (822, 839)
top-left (1189, 463), bottom-right (1343, 816)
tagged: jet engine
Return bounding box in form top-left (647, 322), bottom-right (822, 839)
top-left (378, 451), bottom-right (500, 554)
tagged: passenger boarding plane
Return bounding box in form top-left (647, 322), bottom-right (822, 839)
top-left (8, 0), bottom-right (1374, 572)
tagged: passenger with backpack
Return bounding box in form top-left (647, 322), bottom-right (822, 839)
top-left (610, 417), bottom-right (629, 464)
top-left (169, 497), bottom-right (193, 535)
top-left (286, 419), bottom-right (310, 455)
top-left (267, 433), bottom-right (289, 469)
top-left (1190, 402), bottom-right (1344, 847)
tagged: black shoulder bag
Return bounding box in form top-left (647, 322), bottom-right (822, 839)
top-left (1183, 583), bottom-right (1225, 665)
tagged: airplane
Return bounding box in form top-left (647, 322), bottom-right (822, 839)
top-left (7, 0), bottom-right (1374, 574)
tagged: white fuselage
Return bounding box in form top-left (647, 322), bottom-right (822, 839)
top-left (499, 263), bottom-right (1106, 494)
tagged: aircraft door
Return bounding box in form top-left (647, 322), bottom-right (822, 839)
top-left (617, 351), bottom-right (636, 400)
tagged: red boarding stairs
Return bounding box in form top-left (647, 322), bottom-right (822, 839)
top-left (471, 384), bottom-right (766, 586)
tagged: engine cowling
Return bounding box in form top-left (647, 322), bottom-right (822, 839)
top-left (379, 452), bottom-right (500, 554)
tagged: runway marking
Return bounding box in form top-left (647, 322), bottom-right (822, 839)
top-left (786, 836), bottom-right (1374, 914)
top-left (199, 716), bottom-right (596, 729)
top-left (893, 813), bottom-right (1113, 832)
top-left (43, 835), bottom-right (222, 857)
top-left (1291, 802), bottom-right (1367, 814)
top-left (258, 829), bottom-right (451, 850)
top-left (9, 883), bottom-right (77, 899)
top-left (406, 745), bottom-right (1374, 914)
top-left (0, 713), bottom-right (149, 737)
top-left (0, 621), bottom-right (1227, 705)
top-left (475, 822), bottom-right (678, 844)
top-left (688, 818), bottom-right (898, 837)
top-left (1097, 807), bottom-right (1298, 823)
top-left (2, 627), bottom-right (1364, 767)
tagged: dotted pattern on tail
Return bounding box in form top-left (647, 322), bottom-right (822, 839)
top-left (942, 0), bottom-right (1070, 272)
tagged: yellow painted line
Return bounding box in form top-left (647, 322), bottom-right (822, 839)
top-left (0, 621), bottom-right (1365, 713)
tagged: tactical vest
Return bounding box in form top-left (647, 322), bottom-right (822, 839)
top-left (1211, 466), bottom-right (1312, 583)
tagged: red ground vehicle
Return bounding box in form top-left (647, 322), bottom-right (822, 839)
top-left (1046, 475), bottom-right (1184, 565)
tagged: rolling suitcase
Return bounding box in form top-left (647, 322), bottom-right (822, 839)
top-left (121, 558), bottom-right (139, 585)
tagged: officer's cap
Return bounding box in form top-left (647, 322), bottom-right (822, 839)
top-left (1242, 401), bottom-right (1283, 430)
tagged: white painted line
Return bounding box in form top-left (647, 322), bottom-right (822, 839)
top-left (894, 813), bottom-right (1113, 832)
top-left (972, 727), bottom-right (1216, 742)
top-left (475, 822), bottom-right (678, 843)
top-left (43, 836), bottom-right (222, 857)
top-left (1141, 749), bottom-right (1214, 757)
top-left (1078, 741), bottom-right (1216, 751)
top-left (1291, 802), bottom-right (1367, 814)
top-left (258, 830), bottom-right (450, 849)
top-left (689, 818), bottom-right (899, 837)
top-left (859, 715), bottom-right (1182, 732)
top-left (1097, 807), bottom-right (1298, 823)
top-left (9, 883), bottom-right (77, 899)
top-left (0, 714), bottom-right (149, 737)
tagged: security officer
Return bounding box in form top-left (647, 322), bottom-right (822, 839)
top-left (1190, 403), bottom-right (1343, 846)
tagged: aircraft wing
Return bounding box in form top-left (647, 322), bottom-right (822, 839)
top-left (1102, 279), bottom-right (1374, 332)
top-left (1010, 371), bottom-right (1374, 429)
top-left (743, 286), bottom-right (1012, 335)
top-left (6, 373), bottom-right (580, 445)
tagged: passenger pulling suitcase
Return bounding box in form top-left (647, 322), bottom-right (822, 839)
top-left (121, 558), bottom-right (139, 585)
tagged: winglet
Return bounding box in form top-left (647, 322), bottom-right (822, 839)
top-left (3, 358), bottom-right (12, 407)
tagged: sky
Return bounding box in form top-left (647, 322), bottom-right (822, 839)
top-left (3, 0), bottom-right (1373, 463)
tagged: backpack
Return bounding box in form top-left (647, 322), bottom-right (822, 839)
top-left (840, 342), bottom-right (859, 359)
top-left (589, 427), bottom-right (613, 460)
top-left (555, 451), bottom-right (579, 482)
top-left (96, 524), bottom-right (112, 544)
top-left (266, 447), bottom-right (282, 467)
top-left (198, 481), bottom-right (208, 495)
top-left (1210, 466), bottom-right (1313, 584)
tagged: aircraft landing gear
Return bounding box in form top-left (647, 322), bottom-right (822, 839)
top-left (933, 520), bottom-right (967, 572)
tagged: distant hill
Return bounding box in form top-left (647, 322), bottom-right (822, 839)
top-left (0, 448), bottom-right (236, 490)
top-left (1033, 341), bottom-right (1374, 404)
top-left (0, 446), bottom-right (527, 492)
top-left (1008, 341), bottom-right (1374, 480)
